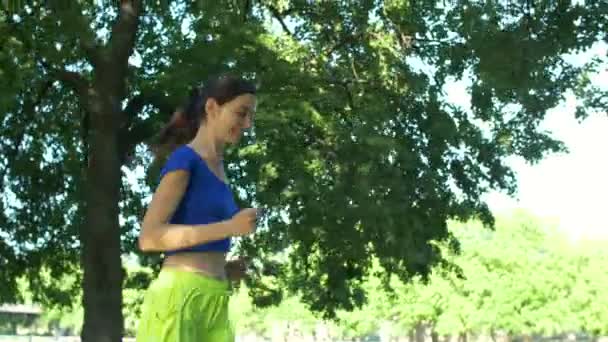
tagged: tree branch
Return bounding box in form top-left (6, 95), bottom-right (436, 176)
top-left (118, 117), bottom-right (151, 164)
top-left (57, 70), bottom-right (89, 96)
top-left (0, 79), bottom-right (55, 191)
top-left (81, 42), bottom-right (104, 69)
top-left (123, 94), bottom-right (147, 119)
top-left (123, 92), bottom-right (173, 120)
top-left (118, 114), bottom-right (160, 165)
top-left (339, 81), bottom-right (356, 111)
top-left (119, 91), bottom-right (174, 157)
top-left (40, 60), bottom-right (90, 101)
top-left (127, 118), bottom-right (157, 145)
top-left (267, 5), bottom-right (294, 37)
top-left (47, 2), bottom-right (104, 69)
top-left (243, 0), bottom-right (251, 22)
top-left (109, 0), bottom-right (143, 64)
top-left (323, 32), bottom-right (365, 58)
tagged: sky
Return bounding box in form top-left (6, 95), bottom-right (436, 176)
top-left (483, 104), bottom-right (608, 240)
top-left (456, 44), bottom-right (608, 240)
top-left (480, 96), bottom-right (608, 240)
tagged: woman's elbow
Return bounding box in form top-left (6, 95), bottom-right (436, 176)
top-left (138, 235), bottom-right (151, 252)
top-left (138, 223), bottom-right (155, 252)
top-left (138, 234), bottom-right (152, 252)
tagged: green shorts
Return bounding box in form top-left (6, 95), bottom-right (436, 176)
top-left (136, 268), bottom-right (234, 342)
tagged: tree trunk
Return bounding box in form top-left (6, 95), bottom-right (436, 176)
top-left (415, 322), bottom-right (426, 342)
top-left (431, 330), bottom-right (439, 342)
top-left (76, 1), bottom-right (141, 340)
top-left (80, 104), bottom-right (124, 342)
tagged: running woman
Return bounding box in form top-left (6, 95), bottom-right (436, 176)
top-left (136, 74), bottom-right (258, 341)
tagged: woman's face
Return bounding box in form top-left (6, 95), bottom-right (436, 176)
top-left (206, 94), bottom-right (257, 144)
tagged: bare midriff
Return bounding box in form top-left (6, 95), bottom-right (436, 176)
top-left (162, 251), bottom-right (227, 281)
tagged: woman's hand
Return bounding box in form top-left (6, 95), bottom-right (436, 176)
top-left (225, 257), bottom-right (250, 282)
top-left (228, 208), bottom-right (258, 237)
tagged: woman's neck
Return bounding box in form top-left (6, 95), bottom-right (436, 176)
top-left (191, 125), bottom-right (224, 161)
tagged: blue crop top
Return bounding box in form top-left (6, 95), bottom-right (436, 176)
top-left (160, 145), bottom-right (239, 255)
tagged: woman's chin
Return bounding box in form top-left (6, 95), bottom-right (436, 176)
top-left (226, 134), bottom-right (241, 145)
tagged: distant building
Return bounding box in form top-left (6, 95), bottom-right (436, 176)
top-left (0, 304), bottom-right (42, 334)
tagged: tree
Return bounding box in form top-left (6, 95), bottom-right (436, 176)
top-left (570, 239), bottom-right (608, 336)
top-left (378, 213), bottom-right (608, 340)
top-left (575, 48), bottom-right (608, 119)
top-left (1, 1), bottom-right (607, 341)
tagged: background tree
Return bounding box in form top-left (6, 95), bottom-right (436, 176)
top-left (1, 1), bottom-right (607, 341)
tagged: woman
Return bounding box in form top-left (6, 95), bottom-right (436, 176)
top-left (136, 74), bottom-right (258, 341)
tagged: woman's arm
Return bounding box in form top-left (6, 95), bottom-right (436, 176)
top-left (138, 170), bottom-right (254, 252)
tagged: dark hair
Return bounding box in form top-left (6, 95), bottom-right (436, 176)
top-left (155, 74), bottom-right (256, 156)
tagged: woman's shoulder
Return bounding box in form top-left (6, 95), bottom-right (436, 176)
top-left (160, 145), bottom-right (199, 177)
top-left (170, 144), bottom-right (196, 157)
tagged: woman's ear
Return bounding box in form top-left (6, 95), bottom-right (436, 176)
top-left (204, 98), bottom-right (219, 119)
